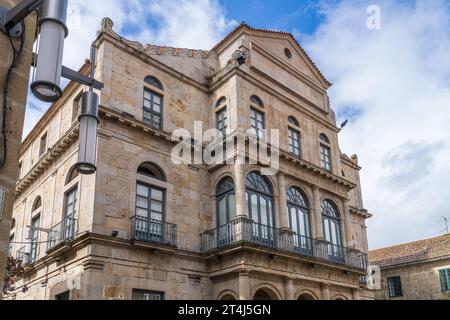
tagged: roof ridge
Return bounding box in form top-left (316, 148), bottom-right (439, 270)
top-left (370, 234), bottom-right (450, 253)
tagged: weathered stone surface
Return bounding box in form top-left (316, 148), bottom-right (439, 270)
top-left (6, 21), bottom-right (374, 300)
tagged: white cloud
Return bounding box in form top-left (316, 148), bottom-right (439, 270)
top-left (23, 0), bottom-right (235, 138)
top-left (303, 0), bottom-right (450, 248)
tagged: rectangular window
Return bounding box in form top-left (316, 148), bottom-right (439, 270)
top-left (64, 187), bottom-right (77, 240)
top-left (250, 108), bottom-right (265, 139)
top-left (440, 269), bottom-right (450, 292)
top-left (216, 108), bottom-right (228, 137)
top-left (320, 144), bottom-right (332, 171)
top-left (8, 234), bottom-right (14, 257)
top-left (135, 183), bottom-right (166, 241)
top-left (132, 289), bottom-right (164, 301)
top-left (72, 92), bottom-right (83, 122)
top-left (30, 215), bottom-right (41, 263)
top-left (387, 276), bottom-right (403, 298)
top-left (143, 89), bottom-right (163, 130)
top-left (288, 128), bottom-right (301, 157)
top-left (39, 133), bottom-right (48, 158)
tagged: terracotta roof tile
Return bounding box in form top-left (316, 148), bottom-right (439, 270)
top-left (369, 234), bottom-right (450, 268)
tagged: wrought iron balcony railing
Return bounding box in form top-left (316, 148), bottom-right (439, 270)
top-left (201, 217), bottom-right (368, 271)
top-left (47, 217), bottom-right (77, 251)
top-left (16, 246), bottom-right (32, 266)
top-left (131, 216), bottom-right (177, 247)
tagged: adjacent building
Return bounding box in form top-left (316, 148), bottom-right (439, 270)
top-left (370, 234), bottom-right (450, 300)
top-left (7, 18), bottom-right (373, 300)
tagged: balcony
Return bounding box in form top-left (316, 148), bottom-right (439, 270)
top-left (201, 217), bottom-right (368, 272)
top-left (131, 216), bottom-right (177, 248)
top-left (47, 217), bottom-right (77, 252)
top-left (16, 246), bottom-right (32, 266)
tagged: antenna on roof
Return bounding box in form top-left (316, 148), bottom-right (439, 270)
top-left (443, 216), bottom-right (449, 235)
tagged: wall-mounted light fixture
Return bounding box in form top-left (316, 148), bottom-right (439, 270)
top-left (75, 44), bottom-right (100, 175)
top-left (1, 0), bottom-right (104, 175)
top-left (30, 0), bottom-right (68, 102)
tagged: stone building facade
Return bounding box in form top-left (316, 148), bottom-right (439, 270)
top-left (7, 19), bottom-right (374, 300)
top-left (0, 0), bottom-right (36, 296)
top-left (370, 235), bottom-right (450, 300)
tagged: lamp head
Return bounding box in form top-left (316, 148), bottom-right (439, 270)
top-left (30, 0), bottom-right (68, 102)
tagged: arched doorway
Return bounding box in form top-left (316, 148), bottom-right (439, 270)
top-left (220, 294), bottom-right (236, 301)
top-left (253, 288), bottom-right (279, 300)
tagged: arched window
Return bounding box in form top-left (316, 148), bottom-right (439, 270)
top-left (215, 97), bottom-right (228, 137)
top-left (320, 133), bottom-right (330, 144)
top-left (135, 162), bottom-right (167, 242)
top-left (250, 95), bottom-right (264, 108)
top-left (66, 166), bottom-right (79, 185)
top-left (319, 134), bottom-right (332, 171)
top-left (287, 187), bottom-right (312, 254)
top-left (253, 288), bottom-right (279, 300)
top-left (321, 199), bottom-right (344, 261)
top-left (143, 76), bottom-right (163, 129)
top-left (62, 166), bottom-right (79, 243)
top-left (216, 177), bottom-right (236, 245)
top-left (215, 97), bottom-right (227, 108)
top-left (246, 172), bottom-right (275, 244)
top-left (137, 162), bottom-right (166, 181)
top-left (144, 76), bottom-right (164, 90)
top-left (298, 293), bottom-right (316, 300)
top-left (288, 116), bottom-right (299, 127)
top-left (32, 197), bottom-right (42, 213)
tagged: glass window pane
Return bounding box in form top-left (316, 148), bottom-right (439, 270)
top-left (151, 201), bottom-right (163, 213)
top-left (137, 196), bottom-right (148, 209)
top-left (153, 95), bottom-right (161, 105)
top-left (152, 189), bottom-right (163, 201)
top-left (137, 184), bottom-right (148, 197)
top-left (218, 197), bottom-right (226, 226)
top-left (251, 194), bottom-right (259, 223)
top-left (291, 208), bottom-right (298, 233)
top-left (260, 198), bottom-right (268, 226)
top-left (151, 212), bottom-right (162, 221)
top-left (136, 208), bottom-right (148, 217)
top-left (228, 194), bottom-right (236, 220)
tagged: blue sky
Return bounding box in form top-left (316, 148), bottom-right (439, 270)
top-left (23, 0), bottom-right (450, 250)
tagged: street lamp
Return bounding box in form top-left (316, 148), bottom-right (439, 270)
top-left (1, 0), bottom-right (104, 175)
top-left (30, 0), bottom-right (68, 102)
top-left (76, 44), bottom-right (99, 175)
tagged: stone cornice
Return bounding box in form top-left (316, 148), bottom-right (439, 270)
top-left (20, 63), bottom-right (90, 154)
top-left (279, 149), bottom-right (357, 190)
top-left (16, 125), bottom-right (79, 195)
top-left (209, 65), bottom-right (339, 134)
top-left (349, 206), bottom-right (373, 219)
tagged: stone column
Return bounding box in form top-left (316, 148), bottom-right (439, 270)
top-left (352, 288), bottom-right (361, 300)
top-left (277, 173), bottom-right (289, 229)
top-left (343, 200), bottom-right (354, 248)
top-left (284, 277), bottom-right (295, 300)
top-left (312, 187), bottom-right (324, 239)
top-left (238, 271), bottom-right (250, 300)
top-left (321, 284), bottom-right (330, 300)
top-left (234, 164), bottom-right (248, 218)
